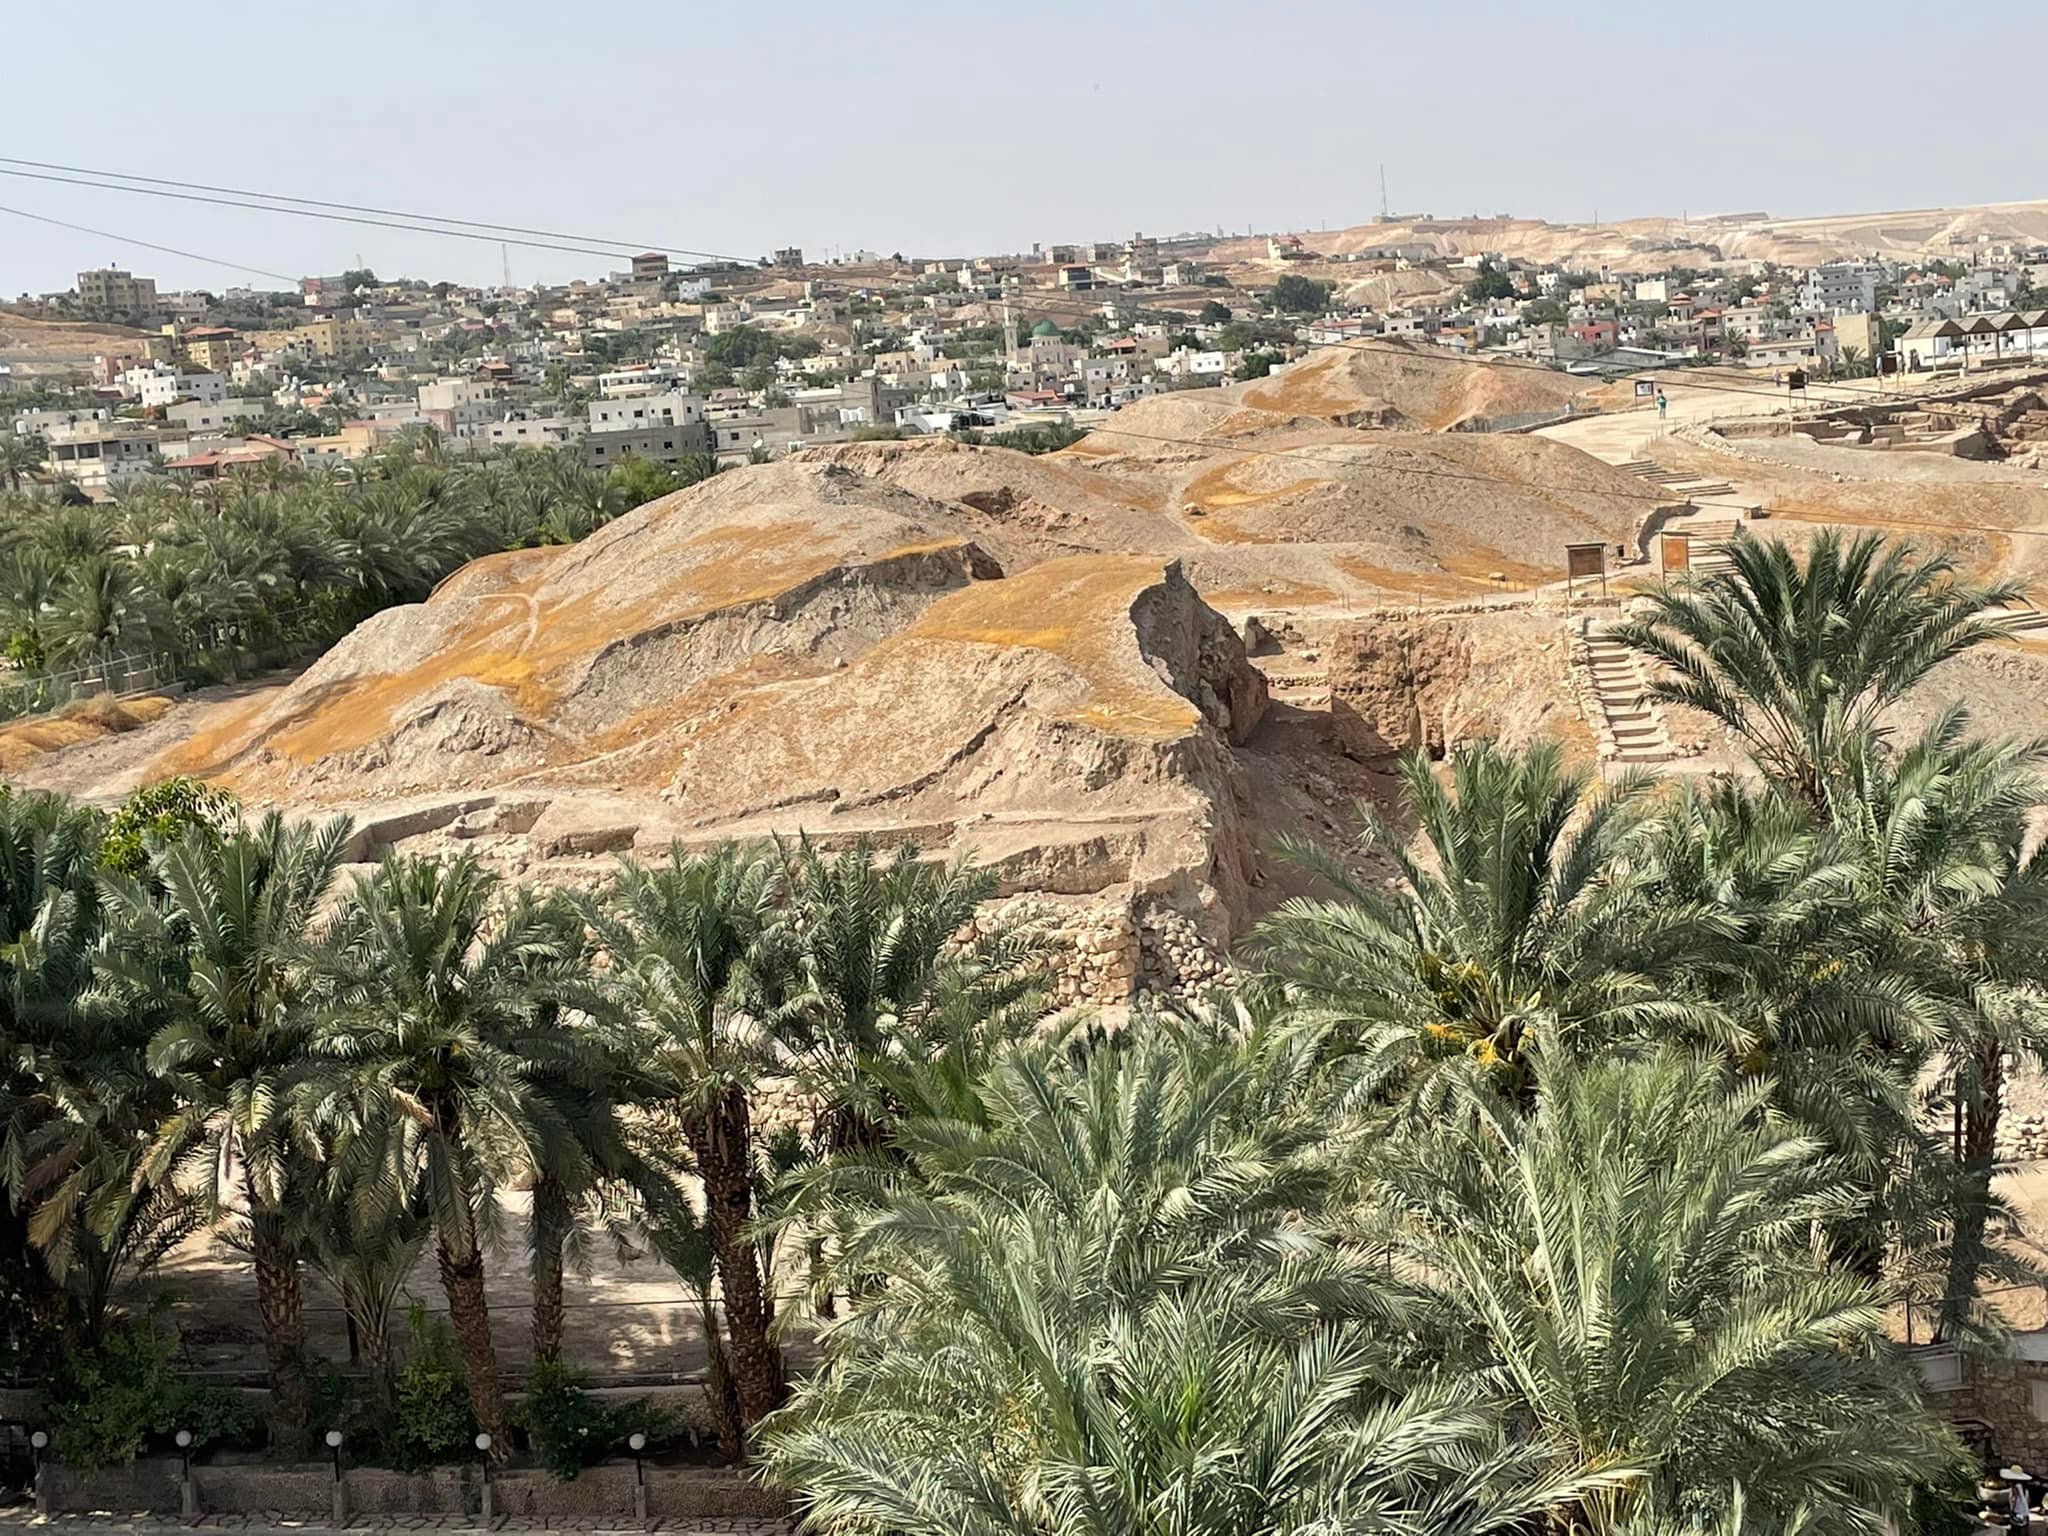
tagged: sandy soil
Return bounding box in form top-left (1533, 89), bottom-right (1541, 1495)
top-left (0, 310), bottom-right (152, 378)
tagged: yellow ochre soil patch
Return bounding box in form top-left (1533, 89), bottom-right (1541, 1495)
top-left (0, 694), bottom-right (174, 774)
top-left (1241, 357), bottom-right (1385, 421)
top-left (1196, 579), bottom-right (1339, 609)
top-left (170, 521), bottom-right (936, 774)
top-left (897, 555), bottom-right (1203, 740)
top-left (1182, 459), bottom-right (1333, 517)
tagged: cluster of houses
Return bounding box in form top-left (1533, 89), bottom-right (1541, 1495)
top-left (1330, 245), bottom-right (2048, 380)
top-left (10, 228), bottom-right (2048, 498)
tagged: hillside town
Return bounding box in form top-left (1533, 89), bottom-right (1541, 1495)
top-left (10, 224), bottom-right (2048, 497)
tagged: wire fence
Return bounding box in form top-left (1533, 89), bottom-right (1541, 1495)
top-left (0, 603), bottom-right (333, 723)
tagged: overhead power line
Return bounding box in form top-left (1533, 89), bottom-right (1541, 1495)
top-left (0, 165), bottom-right (754, 268)
top-left (0, 156), bottom-right (749, 263)
top-left (0, 202), bottom-right (298, 283)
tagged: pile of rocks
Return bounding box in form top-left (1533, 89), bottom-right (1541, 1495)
top-left (751, 1075), bottom-right (821, 1139)
top-left (1138, 905), bottom-right (1230, 998)
top-left (967, 895), bottom-right (1140, 1006)
top-left (2002, 1112), bottom-right (2048, 1161)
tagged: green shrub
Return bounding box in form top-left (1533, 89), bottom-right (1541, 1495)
top-left (50, 1314), bottom-right (261, 1472)
top-left (3, 628), bottom-right (44, 671)
top-left (389, 1306), bottom-right (476, 1471)
top-left (517, 1361), bottom-right (677, 1480)
top-left (518, 1361), bottom-right (611, 1479)
top-left (98, 777), bottom-right (239, 874)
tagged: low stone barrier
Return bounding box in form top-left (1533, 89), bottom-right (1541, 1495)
top-left (43, 1460), bottom-right (784, 1520)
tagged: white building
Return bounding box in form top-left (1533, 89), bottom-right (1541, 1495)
top-left (139, 371), bottom-right (226, 408)
top-left (587, 389), bottom-right (705, 434)
top-left (1799, 262), bottom-right (1880, 315)
top-left (486, 412), bottom-right (582, 448)
top-left (597, 366), bottom-right (679, 399)
top-left (166, 398), bottom-right (266, 433)
top-left (13, 406), bottom-right (108, 437)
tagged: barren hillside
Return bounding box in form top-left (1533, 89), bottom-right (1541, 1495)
top-left (1210, 198), bottom-right (2048, 273)
top-left (0, 308), bottom-right (151, 379)
top-left (0, 464), bottom-right (1278, 935)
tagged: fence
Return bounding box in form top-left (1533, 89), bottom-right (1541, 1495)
top-left (0, 603), bottom-right (333, 724)
top-left (1449, 406), bottom-right (1578, 434)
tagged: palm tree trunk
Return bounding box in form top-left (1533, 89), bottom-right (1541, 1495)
top-left (685, 1085), bottom-right (784, 1437)
top-left (436, 1233), bottom-right (509, 1451)
top-left (698, 1295), bottom-right (745, 1461)
top-left (1943, 1044), bottom-right (2006, 1337)
top-left (250, 1212), bottom-right (308, 1453)
top-left (530, 1175), bottom-right (568, 1364)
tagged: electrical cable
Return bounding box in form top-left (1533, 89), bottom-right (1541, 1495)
top-left (0, 155), bottom-right (751, 263)
top-left (0, 166), bottom-right (748, 268)
top-left (0, 202), bottom-right (298, 283)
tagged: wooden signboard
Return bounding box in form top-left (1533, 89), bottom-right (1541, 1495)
top-left (1564, 541), bottom-right (1608, 602)
top-left (1660, 532), bottom-right (1691, 574)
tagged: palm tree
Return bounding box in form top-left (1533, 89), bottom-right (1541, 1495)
top-left (1635, 778), bottom-right (1928, 1280)
top-left (43, 556), bottom-right (165, 670)
top-left (776, 836), bottom-right (1043, 1157)
top-left (0, 791), bottom-right (173, 1340)
top-left (305, 854), bottom-right (598, 1450)
top-left (303, 1166), bottom-right (431, 1389)
top-left (513, 887), bottom-right (633, 1369)
top-left (0, 552), bottom-right (58, 661)
top-left (760, 1018), bottom-right (1618, 1536)
top-left (1824, 710), bottom-right (2048, 1332)
top-left (1612, 531), bottom-right (2020, 810)
top-left (0, 433), bottom-right (46, 493)
top-left (641, 1201), bottom-right (743, 1458)
top-left (95, 812), bottom-right (353, 1447)
top-left (1380, 1047), bottom-right (1964, 1536)
top-left (1253, 742), bottom-right (1728, 1102)
top-left (581, 844), bottom-right (791, 1436)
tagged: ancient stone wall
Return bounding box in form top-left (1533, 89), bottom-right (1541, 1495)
top-left (1325, 618), bottom-right (1474, 758)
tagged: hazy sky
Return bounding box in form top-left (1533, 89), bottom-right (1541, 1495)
top-left (5, 0), bottom-right (2044, 295)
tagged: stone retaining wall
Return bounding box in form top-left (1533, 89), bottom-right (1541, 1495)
top-left (45, 1461), bottom-right (783, 1519)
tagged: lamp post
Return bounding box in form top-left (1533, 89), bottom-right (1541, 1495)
top-left (475, 1432), bottom-right (494, 1522)
top-left (325, 1429), bottom-right (346, 1524)
top-left (29, 1430), bottom-right (48, 1517)
top-left (629, 1431), bottom-right (648, 1523)
top-left (174, 1429), bottom-right (197, 1522)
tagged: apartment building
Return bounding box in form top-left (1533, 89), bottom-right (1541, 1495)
top-left (76, 267), bottom-right (159, 319)
top-left (1799, 262), bottom-right (1880, 315)
top-left (588, 389), bottom-right (705, 434)
top-left (166, 398), bottom-right (267, 434)
top-left (139, 372), bottom-right (226, 409)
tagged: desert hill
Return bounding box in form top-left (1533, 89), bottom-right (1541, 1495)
top-left (1230, 341), bottom-right (1588, 431)
top-left (801, 351), bottom-right (1644, 604)
top-left (0, 308), bottom-right (152, 380)
top-left (0, 365), bottom-right (1667, 963)
top-left (126, 462), bottom-right (1274, 927)
top-left (1209, 198), bottom-right (2048, 273)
